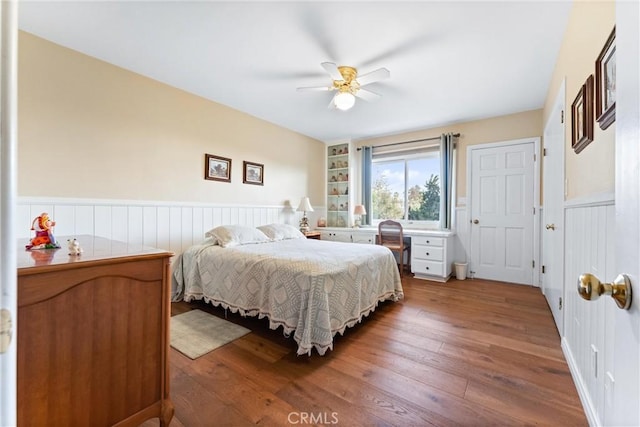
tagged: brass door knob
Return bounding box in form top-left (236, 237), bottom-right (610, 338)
top-left (578, 273), bottom-right (632, 310)
top-left (472, 219), bottom-right (479, 224)
top-left (545, 224), bottom-right (556, 230)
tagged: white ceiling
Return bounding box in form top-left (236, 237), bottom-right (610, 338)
top-left (19, 1), bottom-right (572, 143)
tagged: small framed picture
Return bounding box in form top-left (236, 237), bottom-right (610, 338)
top-left (205, 154), bottom-right (231, 182)
top-left (596, 27), bottom-right (616, 130)
top-left (571, 75), bottom-right (594, 154)
top-left (243, 161), bottom-right (264, 186)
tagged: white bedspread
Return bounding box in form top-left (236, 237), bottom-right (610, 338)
top-left (172, 238), bottom-right (403, 355)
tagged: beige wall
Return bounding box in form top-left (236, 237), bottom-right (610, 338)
top-left (18, 32), bottom-right (325, 206)
top-left (543, 1), bottom-right (615, 200)
top-left (356, 109), bottom-right (542, 205)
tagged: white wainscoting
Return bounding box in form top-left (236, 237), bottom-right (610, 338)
top-left (18, 197), bottom-right (322, 256)
top-left (563, 198), bottom-right (615, 426)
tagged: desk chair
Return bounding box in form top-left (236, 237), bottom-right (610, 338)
top-left (377, 220), bottom-right (410, 277)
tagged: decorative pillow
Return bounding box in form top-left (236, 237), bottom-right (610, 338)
top-left (257, 223), bottom-right (305, 241)
top-left (204, 225), bottom-right (270, 248)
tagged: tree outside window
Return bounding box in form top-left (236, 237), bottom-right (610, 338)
top-left (372, 155), bottom-right (440, 224)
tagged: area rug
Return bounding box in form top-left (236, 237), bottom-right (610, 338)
top-left (170, 309), bottom-right (251, 359)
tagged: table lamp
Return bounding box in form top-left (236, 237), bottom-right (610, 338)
top-left (353, 204), bottom-right (367, 228)
top-left (297, 197), bottom-right (314, 232)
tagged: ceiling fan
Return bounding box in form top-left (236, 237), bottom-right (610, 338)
top-left (297, 62), bottom-right (390, 111)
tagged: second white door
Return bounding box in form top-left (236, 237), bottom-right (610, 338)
top-left (542, 80), bottom-right (565, 334)
top-left (469, 141), bottom-right (536, 285)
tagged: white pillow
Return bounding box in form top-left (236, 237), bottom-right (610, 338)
top-left (257, 223), bottom-right (305, 241)
top-left (205, 225), bottom-right (270, 248)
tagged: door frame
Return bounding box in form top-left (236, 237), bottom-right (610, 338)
top-left (0, 0), bottom-right (19, 425)
top-left (466, 137), bottom-right (541, 286)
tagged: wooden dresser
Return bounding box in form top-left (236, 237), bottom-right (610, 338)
top-left (17, 236), bottom-right (174, 427)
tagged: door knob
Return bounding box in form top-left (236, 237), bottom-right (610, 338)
top-left (0, 309), bottom-right (12, 354)
top-left (472, 219), bottom-right (479, 224)
top-left (545, 224), bottom-right (556, 230)
top-left (578, 273), bottom-right (632, 310)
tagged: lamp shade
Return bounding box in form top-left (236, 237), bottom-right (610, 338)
top-left (333, 92), bottom-right (356, 111)
top-left (297, 197), bottom-right (314, 212)
top-left (353, 204), bottom-right (367, 215)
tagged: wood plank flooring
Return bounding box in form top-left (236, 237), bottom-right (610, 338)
top-left (145, 277), bottom-right (587, 426)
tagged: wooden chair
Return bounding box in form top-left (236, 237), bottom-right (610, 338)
top-left (377, 220), bottom-right (410, 277)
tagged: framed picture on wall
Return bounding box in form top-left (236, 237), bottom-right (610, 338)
top-left (204, 154), bottom-right (232, 182)
top-left (243, 161), bottom-right (264, 186)
top-left (571, 75), bottom-right (594, 154)
top-left (595, 27), bottom-right (616, 130)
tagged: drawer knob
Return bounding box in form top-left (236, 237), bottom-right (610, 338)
top-left (425, 266), bottom-right (430, 270)
top-left (426, 240), bottom-right (430, 243)
top-left (426, 252), bottom-right (430, 256)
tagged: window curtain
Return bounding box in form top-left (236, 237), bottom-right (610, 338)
top-left (439, 133), bottom-right (455, 229)
top-left (361, 146), bottom-right (372, 225)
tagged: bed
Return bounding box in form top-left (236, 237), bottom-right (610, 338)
top-left (171, 224), bottom-right (404, 355)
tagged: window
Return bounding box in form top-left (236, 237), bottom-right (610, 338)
top-left (371, 149), bottom-right (441, 226)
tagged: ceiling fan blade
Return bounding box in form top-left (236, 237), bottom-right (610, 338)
top-left (321, 62), bottom-right (344, 81)
top-left (355, 88), bottom-right (381, 102)
top-left (360, 33), bottom-right (435, 68)
top-left (297, 86), bottom-right (332, 92)
top-left (356, 68), bottom-right (390, 86)
top-left (327, 94), bottom-right (338, 109)
top-left (298, 8), bottom-right (339, 62)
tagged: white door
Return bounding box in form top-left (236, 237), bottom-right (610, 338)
top-left (469, 140), bottom-right (536, 285)
top-left (542, 80), bottom-right (566, 334)
top-left (604, 4), bottom-right (639, 425)
top-left (0, 1), bottom-right (19, 425)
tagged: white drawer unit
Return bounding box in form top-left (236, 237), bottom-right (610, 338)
top-left (320, 229), bottom-right (376, 244)
top-left (412, 236), bottom-right (444, 247)
top-left (320, 230), bottom-right (352, 242)
top-left (351, 230), bottom-right (376, 244)
top-left (412, 259), bottom-right (445, 277)
top-left (411, 233), bottom-right (454, 282)
top-left (413, 245), bottom-right (444, 262)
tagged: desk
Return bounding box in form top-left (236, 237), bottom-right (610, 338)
top-left (358, 228), bottom-right (456, 282)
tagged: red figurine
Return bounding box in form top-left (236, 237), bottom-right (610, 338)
top-left (26, 212), bottom-right (61, 250)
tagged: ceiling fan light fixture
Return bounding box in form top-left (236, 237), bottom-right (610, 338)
top-left (334, 92), bottom-right (356, 111)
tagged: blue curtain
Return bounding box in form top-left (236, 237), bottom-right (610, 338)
top-left (361, 146), bottom-right (372, 225)
top-left (439, 133), bottom-right (455, 229)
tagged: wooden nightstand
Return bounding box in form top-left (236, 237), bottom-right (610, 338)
top-left (304, 231), bottom-right (321, 240)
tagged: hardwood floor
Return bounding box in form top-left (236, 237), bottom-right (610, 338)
top-left (145, 276), bottom-right (587, 426)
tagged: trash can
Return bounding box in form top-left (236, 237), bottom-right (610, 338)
top-left (454, 262), bottom-right (467, 280)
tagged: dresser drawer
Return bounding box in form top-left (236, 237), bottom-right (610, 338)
top-left (412, 246), bottom-right (444, 262)
top-left (412, 236), bottom-right (444, 247)
top-left (412, 260), bottom-right (444, 277)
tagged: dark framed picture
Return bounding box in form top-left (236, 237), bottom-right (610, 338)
top-left (243, 161), bottom-right (264, 186)
top-left (596, 27), bottom-right (616, 130)
top-left (204, 154), bottom-right (231, 182)
top-left (571, 75), bottom-right (594, 154)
